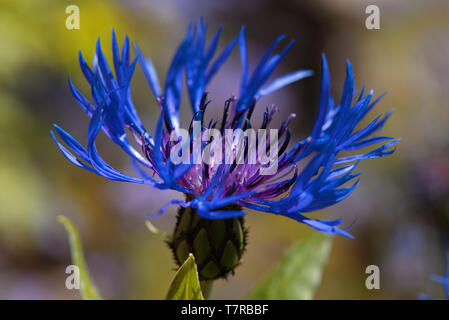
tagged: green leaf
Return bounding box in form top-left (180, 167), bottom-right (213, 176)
top-left (166, 253), bottom-right (204, 300)
top-left (247, 233), bottom-right (332, 300)
top-left (58, 215), bottom-right (102, 300)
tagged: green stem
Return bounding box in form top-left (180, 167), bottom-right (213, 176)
top-left (200, 280), bottom-right (213, 299)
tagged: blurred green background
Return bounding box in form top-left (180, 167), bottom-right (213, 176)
top-left (1, 0), bottom-right (449, 299)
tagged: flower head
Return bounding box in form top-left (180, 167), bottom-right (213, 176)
top-left (420, 252), bottom-right (449, 300)
top-left (51, 20), bottom-right (398, 238)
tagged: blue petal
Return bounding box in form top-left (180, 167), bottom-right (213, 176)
top-left (205, 32), bottom-right (239, 83)
top-left (311, 54), bottom-right (331, 139)
top-left (238, 26), bottom-right (249, 93)
top-left (256, 69), bottom-right (313, 98)
top-left (163, 38), bottom-right (191, 129)
top-left (146, 199), bottom-right (191, 219)
top-left (68, 77), bottom-right (94, 116)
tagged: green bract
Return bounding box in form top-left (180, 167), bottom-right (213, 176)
top-left (169, 205), bottom-right (247, 281)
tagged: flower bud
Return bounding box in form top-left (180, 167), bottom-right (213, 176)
top-left (169, 205), bottom-right (247, 280)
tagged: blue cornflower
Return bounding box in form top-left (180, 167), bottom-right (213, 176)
top-left (420, 252), bottom-right (449, 300)
top-left (51, 20), bottom-right (398, 239)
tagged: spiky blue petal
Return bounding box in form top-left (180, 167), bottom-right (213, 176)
top-left (52, 22), bottom-right (398, 238)
top-left (420, 252), bottom-right (449, 300)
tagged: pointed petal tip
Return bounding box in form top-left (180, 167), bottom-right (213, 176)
top-left (304, 69), bottom-right (314, 77)
top-left (133, 42), bottom-right (143, 57)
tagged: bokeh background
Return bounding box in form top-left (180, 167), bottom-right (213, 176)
top-left (1, 0), bottom-right (449, 299)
